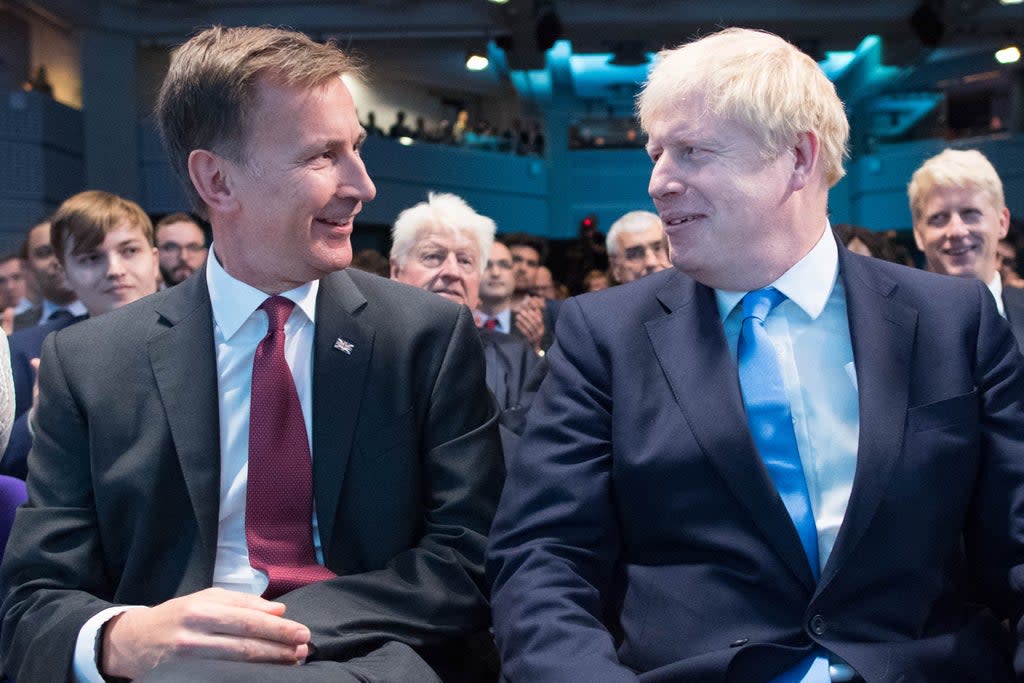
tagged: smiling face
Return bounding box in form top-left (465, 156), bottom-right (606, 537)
top-left (913, 185), bottom-right (1009, 284)
top-left (62, 222), bottom-right (159, 316)
top-left (646, 94), bottom-right (816, 290)
top-left (209, 75), bottom-right (376, 293)
top-left (391, 227), bottom-right (482, 308)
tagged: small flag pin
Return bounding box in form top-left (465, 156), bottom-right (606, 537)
top-left (334, 338), bottom-right (355, 355)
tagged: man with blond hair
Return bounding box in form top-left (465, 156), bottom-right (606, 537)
top-left (489, 27), bottom-right (1024, 682)
top-left (908, 148), bottom-right (1024, 351)
top-left (1, 26), bottom-right (501, 683)
top-left (605, 210), bottom-right (671, 284)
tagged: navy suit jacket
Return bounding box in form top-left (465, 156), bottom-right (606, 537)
top-left (1002, 285), bottom-right (1024, 354)
top-left (8, 315), bottom-right (80, 421)
top-left (488, 246), bottom-right (1024, 682)
top-left (0, 267), bottom-right (503, 682)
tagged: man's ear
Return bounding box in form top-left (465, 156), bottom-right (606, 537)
top-left (188, 149), bottom-right (237, 214)
top-left (389, 259), bottom-right (401, 280)
top-left (790, 131), bottom-right (820, 192)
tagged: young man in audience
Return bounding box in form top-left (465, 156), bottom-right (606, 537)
top-left (0, 254), bottom-right (29, 334)
top-left (908, 148), bottom-right (1024, 352)
top-left (489, 27), bottom-right (1024, 682)
top-left (477, 241), bottom-right (516, 333)
top-left (154, 212), bottom-right (208, 286)
top-left (11, 219), bottom-right (86, 331)
top-left (2, 190), bottom-right (160, 479)
top-left (502, 232), bottom-right (560, 353)
top-left (0, 26), bottom-right (501, 683)
top-left (390, 192), bottom-right (542, 444)
top-left (605, 210), bottom-right (672, 284)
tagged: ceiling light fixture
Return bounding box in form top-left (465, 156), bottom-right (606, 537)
top-left (466, 52), bottom-right (490, 71)
top-left (1000, 0), bottom-right (1023, 5)
top-left (996, 45), bottom-right (1021, 63)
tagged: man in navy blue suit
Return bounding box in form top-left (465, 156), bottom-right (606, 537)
top-left (488, 27), bottom-right (1024, 682)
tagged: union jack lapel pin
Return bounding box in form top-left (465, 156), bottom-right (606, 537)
top-left (334, 338), bottom-right (355, 355)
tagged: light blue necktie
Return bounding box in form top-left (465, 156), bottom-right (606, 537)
top-left (738, 288), bottom-right (830, 683)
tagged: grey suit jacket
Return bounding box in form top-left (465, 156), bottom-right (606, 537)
top-left (0, 267), bottom-right (503, 682)
top-left (1002, 284), bottom-right (1024, 353)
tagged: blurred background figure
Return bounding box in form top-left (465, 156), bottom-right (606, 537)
top-left (606, 210), bottom-right (671, 284)
top-left (582, 269), bottom-right (610, 292)
top-left (833, 223), bottom-right (900, 263)
top-left (350, 248), bottom-right (390, 277)
top-left (154, 212), bottom-right (207, 286)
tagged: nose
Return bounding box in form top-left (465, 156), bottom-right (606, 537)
top-left (947, 213), bottom-right (969, 238)
top-left (648, 153), bottom-right (683, 201)
top-left (337, 154), bottom-right (377, 203)
top-left (106, 253), bottom-right (126, 278)
top-left (438, 252), bottom-right (463, 280)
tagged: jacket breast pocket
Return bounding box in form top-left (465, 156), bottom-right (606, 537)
top-left (906, 390), bottom-right (978, 434)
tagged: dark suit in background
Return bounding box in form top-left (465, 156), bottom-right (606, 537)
top-left (0, 268), bottom-right (503, 681)
top-left (1002, 285), bottom-right (1024, 353)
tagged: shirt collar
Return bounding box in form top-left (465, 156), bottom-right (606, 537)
top-left (716, 223), bottom-right (838, 321)
top-left (206, 242), bottom-right (319, 340)
top-left (987, 271), bottom-right (1006, 317)
top-left (42, 298), bottom-right (86, 320)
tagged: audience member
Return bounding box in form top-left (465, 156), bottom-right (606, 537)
top-left (0, 329), bottom-right (10, 456)
top-left (832, 223), bottom-right (899, 263)
top-left (0, 25), bottom-right (501, 683)
top-left (477, 241), bottom-right (516, 333)
top-left (3, 189), bottom-right (160, 478)
top-left (349, 248), bottom-right (390, 277)
top-left (11, 220), bottom-right (86, 331)
top-left (390, 192), bottom-right (542, 444)
top-left (998, 237), bottom-right (1024, 288)
top-left (605, 210), bottom-right (671, 284)
top-left (908, 148), bottom-right (1024, 351)
top-left (0, 254), bottom-right (28, 334)
top-left (362, 110), bottom-right (383, 136)
top-left (582, 268), bottom-right (610, 292)
top-left (502, 232), bottom-right (560, 353)
top-left (388, 110), bottom-right (413, 139)
top-left (531, 265), bottom-right (557, 300)
top-left (155, 212), bottom-right (208, 286)
top-left (489, 27), bottom-right (1024, 682)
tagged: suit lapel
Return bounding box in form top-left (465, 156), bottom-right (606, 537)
top-left (310, 271), bottom-right (373, 560)
top-left (645, 271), bottom-right (816, 590)
top-left (148, 270), bottom-right (221, 577)
top-left (818, 251), bottom-right (917, 588)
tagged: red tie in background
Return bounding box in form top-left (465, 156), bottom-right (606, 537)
top-left (483, 317), bottom-right (498, 330)
top-left (246, 295), bottom-right (334, 599)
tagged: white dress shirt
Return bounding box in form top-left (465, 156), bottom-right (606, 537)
top-left (477, 306), bottom-right (511, 333)
top-left (716, 226), bottom-right (859, 573)
top-left (74, 246), bottom-right (323, 682)
top-left (40, 298), bottom-right (87, 322)
top-left (986, 272), bottom-right (1006, 318)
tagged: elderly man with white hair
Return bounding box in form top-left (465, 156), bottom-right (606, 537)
top-left (391, 192), bottom-right (543, 446)
top-left (605, 210), bottom-right (671, 284)
top-left (489, 27), bottom-right (1024, 683)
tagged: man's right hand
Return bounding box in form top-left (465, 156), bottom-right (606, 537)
top-left (101, 587), bottom-right (311, 680)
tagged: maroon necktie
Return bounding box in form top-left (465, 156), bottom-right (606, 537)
top-left (483, 317), bottom-right (499, 330)
top-left (246, 296), bottom-right (334, 598)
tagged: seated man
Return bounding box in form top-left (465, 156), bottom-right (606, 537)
top-left (154, 212), bottom-right (208, 286)
top-left (605, 210), bottom-right (672, 284)
top-left (0, 26), bottom-right (501, 683)
top-left (390, 192), bottom-right (542, 443)
top-left (489, 27), bottom-right (1024, 682)
top-left (3, 190), bottom-right (161, 479)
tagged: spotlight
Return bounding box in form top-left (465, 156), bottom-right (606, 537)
top-left (996, 45), bottom-right (1021, 64)
top-left (465, 52), bottom-right (490, 71)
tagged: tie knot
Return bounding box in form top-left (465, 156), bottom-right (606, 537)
top-left (259, 296), bottom-right (295, 332)
top-left (741, 287), bottom-right (786, 323)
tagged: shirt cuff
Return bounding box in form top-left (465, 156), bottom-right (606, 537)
top-left (73, 605), bottom-right (144, 683)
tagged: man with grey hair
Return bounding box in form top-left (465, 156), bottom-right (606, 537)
top-left (489, 27), bottom-right (1024, 682)
top-left (908, 148), bottom-right (1024, 351)
top-left (605, 210), bottom-right (671, 284)
top-left (390, 192), bottom-right (542, 443)
top-left (1, 26), bottom-right (501, 683)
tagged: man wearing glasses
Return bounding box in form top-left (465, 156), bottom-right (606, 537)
top-left (154, 213), bottom-right (208, 286)
top-left (606, 210), bottom-right (671, 285)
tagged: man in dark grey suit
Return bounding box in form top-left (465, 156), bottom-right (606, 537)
top-left (0, 26), bottom-right (501, 683)
top-left (909, 148), bottom-right (1024, 352)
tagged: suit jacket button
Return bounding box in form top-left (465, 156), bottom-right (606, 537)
top-left (809, 614), bottom-right (827, 636)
